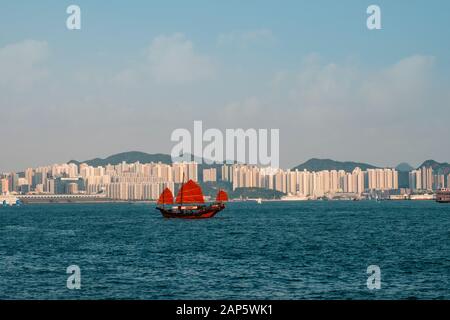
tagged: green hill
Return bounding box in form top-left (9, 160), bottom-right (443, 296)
top-left (68, 151), bottom-right (172, 167)
top-left (418, 160), bottom-right (450, 175)
top-left (293, 158), bottom-right (378, 172)
top-left (230, 187), bottom-right (285, 199)
top-left (396, 162), bottom-right (414, 172)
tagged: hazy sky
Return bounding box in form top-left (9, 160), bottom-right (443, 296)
top-left (1, 0), bottom-right (449, 172)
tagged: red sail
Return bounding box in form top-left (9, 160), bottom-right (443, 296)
top-left (216, 190), bottom-right (228, 202)
top-left (157, 188), bottom-right (174, 205)
top-left (175, 180), bottom-right (205, 204)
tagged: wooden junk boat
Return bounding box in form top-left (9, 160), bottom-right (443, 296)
top-left (156, 180), bottom-right (228, 219)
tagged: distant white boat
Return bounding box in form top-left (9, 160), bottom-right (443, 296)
top-left (280, 194), bottom-right (309, 201)
top-left (1, 193), bottom-right (21, 206)
top-left (410, 194), bottom-right (435, 201)
top-left (247, 198), bottom-right (263, 204)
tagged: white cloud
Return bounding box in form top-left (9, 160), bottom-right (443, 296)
top-left (360, 55), bottom-right (435, 114)
top-left (0, 36), bottom-right (447, 171)
top-left (286, 55), bottom-right (436, 115)
top-left (0, 40), bottom-right (49, 91)
top-left (214, 54), bottom-right (446, 167)
top-left (217, 29), bottom-right (275, 47)
top-left (146, 33), bottom-right (215, 84)
top-left (223, 97), bottom-right (265, 122)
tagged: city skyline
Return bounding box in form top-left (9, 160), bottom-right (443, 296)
top-left (1, 1), bottom-right (450, 172)
top-left (1, 149), bottom-right (449, 175)
top-left (2, 156), bottom-right (449, 201)
top-left (2, 1), bottom-right (450, 304)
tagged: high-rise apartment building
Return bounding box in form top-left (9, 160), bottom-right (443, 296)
top-left (367, 168), bottom-right (398, 191)
top-left (25, 168), bottom-right (34, 187)
top-left (203, 168), bottom-right (217, 182)
top-left (1, 178), bottom-right (9, 194)
top-left (421, 167), bottom-right (433, 190)
top-left (409, 169), bottom-right (422, 190)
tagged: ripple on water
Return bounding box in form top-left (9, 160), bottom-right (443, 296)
top-left (0, 201), bottom-right (449, 299)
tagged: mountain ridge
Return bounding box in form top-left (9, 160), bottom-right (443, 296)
top-left (292, 158), bottom-right (378, 172)
top-left (67, 151), bottom-right (448, 175)
top-left (417, 160), bottom-right (450, 175)
top-left (396, 162), bottom-right (414, 172)
top-left (68, 151), bottom-right (172, 167)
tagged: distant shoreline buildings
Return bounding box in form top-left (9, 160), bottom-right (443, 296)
top-left (223, 165), bottom-right (397, 197)
top-left (408, 167), bottom-right (448, 191)
top-left (1, 161), bottom-right (449, 201)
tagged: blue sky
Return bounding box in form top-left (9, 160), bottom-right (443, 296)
top-left (1, 1), bottom-right (449, 171)
top-left (2, 1), bottom-right (449, 68)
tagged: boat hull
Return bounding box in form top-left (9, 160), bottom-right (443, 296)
top-left (156, 203), bottom-right (225, 219)
top-left (436, 190), bottom-right (450, 203)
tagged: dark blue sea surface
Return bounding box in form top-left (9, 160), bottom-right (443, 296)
top-left (1, 201), bottom-right (449, 299)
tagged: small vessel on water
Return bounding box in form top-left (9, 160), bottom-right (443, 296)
top-left (0, 193), bottom-right (21, 207)
top-left (280, 194), bottom-right (309, 201)
top-left (410, 193), bottom-right (435, 201)
top-left (156, 180), bottom-right (228, 219)
top-left (436, 188), bottom-right (450, 203)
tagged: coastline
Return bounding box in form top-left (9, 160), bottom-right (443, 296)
top-left (7, 198), bottom-right (441, 205)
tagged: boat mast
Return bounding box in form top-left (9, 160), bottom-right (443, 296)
top-left (181, 172), bottom-right (185, 207)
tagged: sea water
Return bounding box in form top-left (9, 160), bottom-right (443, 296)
top-left (0, 201), bottom-right (449, 299)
